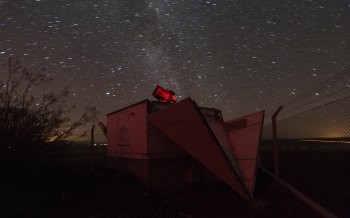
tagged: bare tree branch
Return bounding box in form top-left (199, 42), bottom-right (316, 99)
top-left (0, 57), bottom-right (96, 151)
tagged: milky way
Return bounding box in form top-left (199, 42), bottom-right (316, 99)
top-left (1, 0), bottom-right (350, 138)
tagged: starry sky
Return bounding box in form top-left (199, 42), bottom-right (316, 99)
top-left (1, 0), bottom-right (350, 139)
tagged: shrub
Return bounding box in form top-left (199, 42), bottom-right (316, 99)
top-left (0, 57), bottom-right (96, 152)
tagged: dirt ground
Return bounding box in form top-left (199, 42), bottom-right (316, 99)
top-left (260, 149), bottom-right (350, 218)
top-left (0, 147), bottom-right (348, 217)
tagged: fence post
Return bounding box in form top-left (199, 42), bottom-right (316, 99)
top-left (90, 124), bottom-right (95, 147)
top-left (272, 106), bottom-right (283, 179)
top-left (90, 124), bottom-right (95, 173)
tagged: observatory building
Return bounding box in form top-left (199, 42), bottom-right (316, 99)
top-left (106, 86), bottom-right (264, 199)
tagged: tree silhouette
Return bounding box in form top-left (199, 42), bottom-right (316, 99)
top-left (0, 57), bottom-right (96, 151)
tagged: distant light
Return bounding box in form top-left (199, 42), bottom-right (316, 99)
top-left (105, 92), bottom-right (110, 95)
top-left (300, 140), bottom-right (350, 144)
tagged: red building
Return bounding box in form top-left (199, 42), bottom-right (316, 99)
top-left (107, 97), bottom-right (264, 199)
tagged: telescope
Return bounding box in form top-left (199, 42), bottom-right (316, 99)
top-left (152, 85), bottom-right (176, 103)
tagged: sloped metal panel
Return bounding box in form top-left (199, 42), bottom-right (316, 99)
top-left (225, 111), bottom-right (265, 195)
top-left (148, 98), bottom-right (250, 199)
top-left (147, 124), bottom-right (187, 158)
top-left (202, 113), bottom-right (247, 189)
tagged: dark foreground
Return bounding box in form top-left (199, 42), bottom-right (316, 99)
top-left (260, 148), bottom-right (350, 218)
top-left (0, 146), bottom-right (348, 217)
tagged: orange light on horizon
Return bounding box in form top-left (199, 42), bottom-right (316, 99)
top-left (299, 139), bottom-right (350, 144)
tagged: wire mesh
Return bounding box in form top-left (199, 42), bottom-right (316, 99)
top-left (264, 96), bottom-right (350, 139)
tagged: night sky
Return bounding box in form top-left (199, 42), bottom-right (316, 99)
top-left (1, 0), bottom-right (350, 139)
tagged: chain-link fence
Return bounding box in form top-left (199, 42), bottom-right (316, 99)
top-left (263, 96), bottom-right (350, 140)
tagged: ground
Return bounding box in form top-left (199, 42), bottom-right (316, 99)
top-left (0, 144), bottom-right (348, 217)
top-left (260, 148), bottom-right (350, 217)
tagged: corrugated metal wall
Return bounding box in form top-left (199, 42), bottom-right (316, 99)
top-left (107, 101), bottom-right (148, 158)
